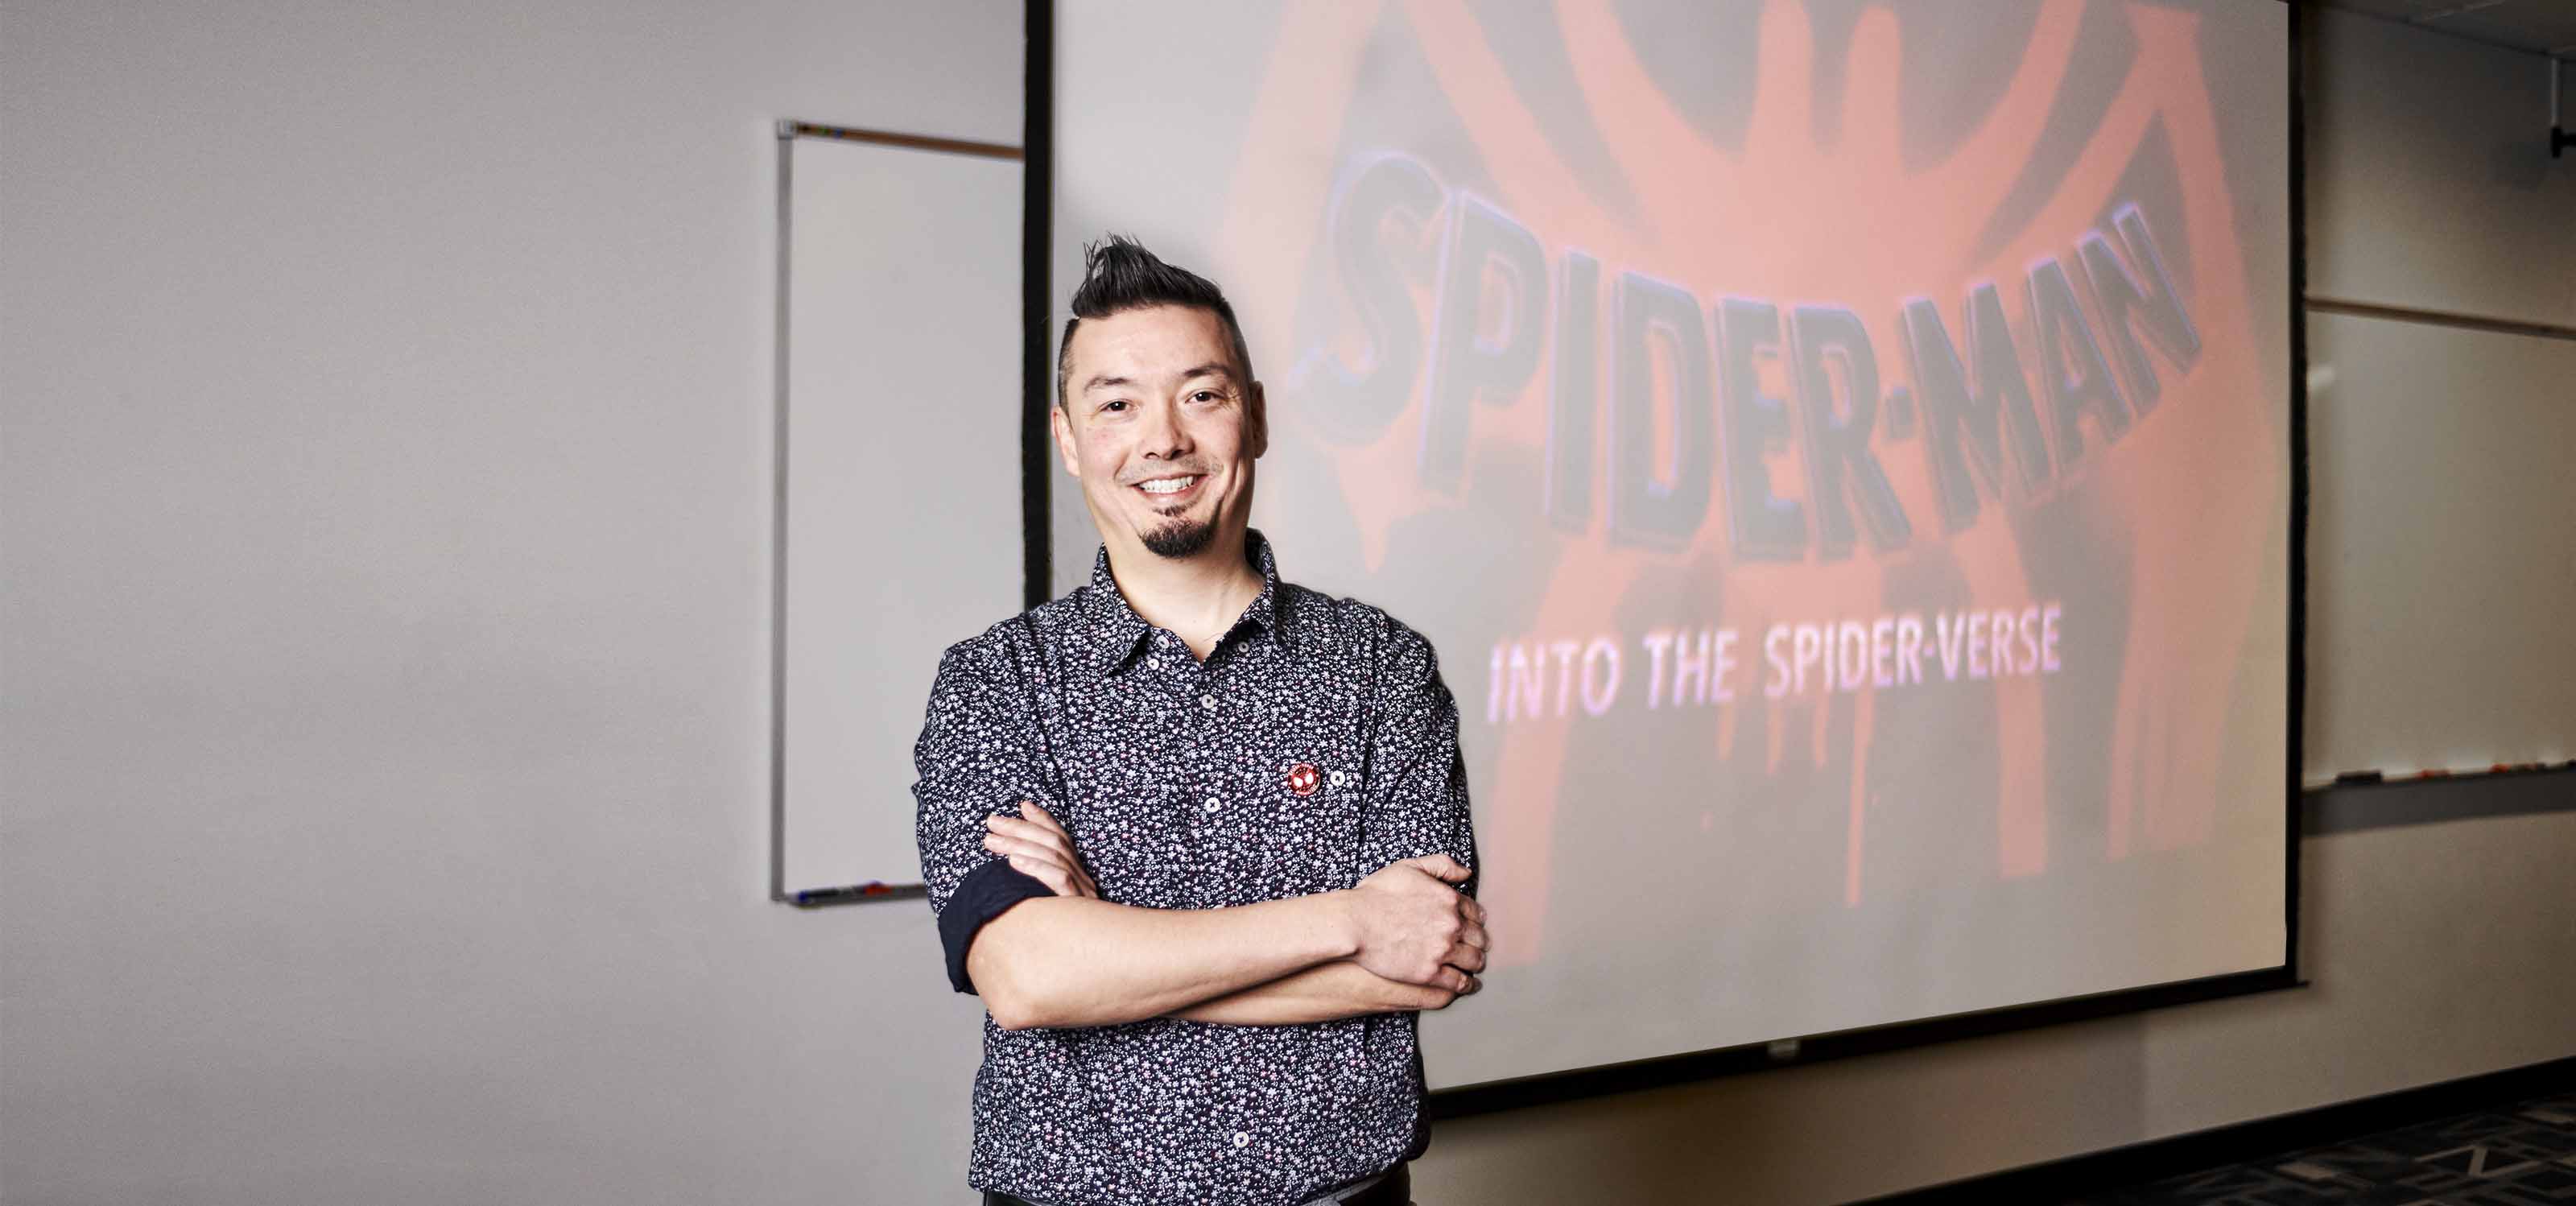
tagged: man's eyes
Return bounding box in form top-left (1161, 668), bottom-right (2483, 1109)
top-left (1096, 391), bottom-right (1223, 413)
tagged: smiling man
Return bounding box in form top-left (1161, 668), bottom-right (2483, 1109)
top-left (910, 237), bottom-right (1487, 1206)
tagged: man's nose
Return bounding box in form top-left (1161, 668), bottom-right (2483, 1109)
top-left (1137, 400), bottom-right (1191, 460)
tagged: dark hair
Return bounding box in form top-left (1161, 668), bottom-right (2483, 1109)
top-left (1055, 235), bottom-right (1255, 408)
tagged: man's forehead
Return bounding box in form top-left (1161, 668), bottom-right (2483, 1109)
top-left (1070, 306), bottom-right (1241, 388)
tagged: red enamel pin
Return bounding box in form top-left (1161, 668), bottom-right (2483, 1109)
top-left (1286, 762), bottom-right (1321, 798)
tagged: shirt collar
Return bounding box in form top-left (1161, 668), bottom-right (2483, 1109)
top-left (1076, 529), bottom-right (1284, 680)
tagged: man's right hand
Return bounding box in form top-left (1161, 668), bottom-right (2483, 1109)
top-left (1347, 855), bottom-right (1486, 992)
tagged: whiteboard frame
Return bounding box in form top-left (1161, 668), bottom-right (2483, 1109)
top-left (767, 119), bottom-right (1033, 908)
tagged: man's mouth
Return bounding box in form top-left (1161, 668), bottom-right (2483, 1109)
top-left (1133, 475), bottom-right (1203, 498)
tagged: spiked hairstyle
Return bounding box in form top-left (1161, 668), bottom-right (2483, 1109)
top-left (1053, 236), bottom-right (1256, 409)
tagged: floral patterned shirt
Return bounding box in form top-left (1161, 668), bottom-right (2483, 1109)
top-left (912, 531), bottom-right (1478, 1206)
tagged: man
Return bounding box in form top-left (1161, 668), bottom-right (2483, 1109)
top-left (911, 237), bottom-right (1488, 1206)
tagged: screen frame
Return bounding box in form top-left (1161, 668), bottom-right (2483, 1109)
top-left (1018, 0), bottom-right (2309, 1118)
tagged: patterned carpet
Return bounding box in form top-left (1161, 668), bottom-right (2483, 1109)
top-left (2071, 1087), bottom-right (2576, 1205)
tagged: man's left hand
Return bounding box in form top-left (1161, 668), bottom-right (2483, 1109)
top-left (983, 803), bottom-right (1100, 898)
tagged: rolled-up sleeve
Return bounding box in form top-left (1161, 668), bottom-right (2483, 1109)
top-left (1358, 620), bottom-right (1480, 899)
top-left (913, 637), bottom-right (1056, 994)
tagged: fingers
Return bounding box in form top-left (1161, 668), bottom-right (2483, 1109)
top-left (1447, 884), bottom-right (1487, 951)
top-left (983, 822), bottom-right (1099, 898)
top-left (997, 849), bottom-right (1096, 898)
top-left (1020, 800), bottom-right (1071, 837)
top-left (1443, 939), bottom-right (1486, 974)
top-left (1404, 853), bottom-right (1472, 883)
top-left (1026, 858), bottom-right (1092, 898)
top-left (982, 830), bottom-right (1067, 864)
top-left (988, 812), bottom-right (1069, 847)
top-left (987, 814), bottom-right (1083, 869)
top-left (999, 850), bottom-right (1077, 894)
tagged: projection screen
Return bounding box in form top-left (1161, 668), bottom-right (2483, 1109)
top-left (1051, 0), bottom-right (2293, 1093)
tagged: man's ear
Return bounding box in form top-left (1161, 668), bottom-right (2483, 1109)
top-left (1245, 380), bottom-right (1268, 460)
top-left (1049, 403), bottom-right (1081, 476)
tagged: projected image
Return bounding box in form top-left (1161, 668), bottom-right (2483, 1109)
top-left (1058, 0), bottom-right (2292, 1088)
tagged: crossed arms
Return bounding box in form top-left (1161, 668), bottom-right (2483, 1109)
top-left (913, 623), bottom-right (1485, 1032)
top-left (970, 803), bottom-right (1486, 1030)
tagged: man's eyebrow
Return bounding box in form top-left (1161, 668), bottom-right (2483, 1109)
top-left (1082, 366), bottom-right (1235, 394)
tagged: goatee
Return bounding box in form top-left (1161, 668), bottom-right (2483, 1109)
top-left (1141, 516), bottom-right (1218, 559)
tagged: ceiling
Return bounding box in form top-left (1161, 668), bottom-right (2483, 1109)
top-left (2315, 0), bottom-right (2576, 59)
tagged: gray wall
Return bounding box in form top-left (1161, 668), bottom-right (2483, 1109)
top-left (2, 2), bottom-right (1018, 1203)
top-left (2, 7), bottom-right (2567, 1206)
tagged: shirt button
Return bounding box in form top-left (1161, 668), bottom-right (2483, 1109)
top-left (1232, 1131), bottom-right (1249, 1149)
top-left (1199, 694), bottom-right (1217, 712)
top-left (1328, 770), bottom-right (1346, 788)
top-left (1203, 796), bottom-right (1221, 812)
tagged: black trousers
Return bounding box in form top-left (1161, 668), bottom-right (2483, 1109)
top-left (981, 1163), bottom-right (1411, 1206)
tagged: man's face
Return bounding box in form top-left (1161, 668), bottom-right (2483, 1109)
top-left (1052, 304), bottom-right (1266, 564)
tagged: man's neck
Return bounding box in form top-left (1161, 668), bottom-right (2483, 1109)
top-left (1104, 530), bottom-right (1264, 661)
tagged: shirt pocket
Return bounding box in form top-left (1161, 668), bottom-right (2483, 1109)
top-left (1251, 720), bottom-right (1368, 900)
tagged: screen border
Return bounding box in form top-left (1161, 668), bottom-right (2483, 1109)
top-left (1019, 0), bottom-right (2310, 1119)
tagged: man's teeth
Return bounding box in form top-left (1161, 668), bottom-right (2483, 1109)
top-left (1138, 477), bottom-right (1199, 495)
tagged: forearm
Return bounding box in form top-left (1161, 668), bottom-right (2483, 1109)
top-left (1163, 958), bottom-right (1451, 1026)
top-left (968, 890), bottom-right (1359, 1030)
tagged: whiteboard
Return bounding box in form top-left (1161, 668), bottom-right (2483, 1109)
top-left (775, 126), bottom-right (1023, 900)
top-left (2304, 309), bottom-right (2576, 779)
